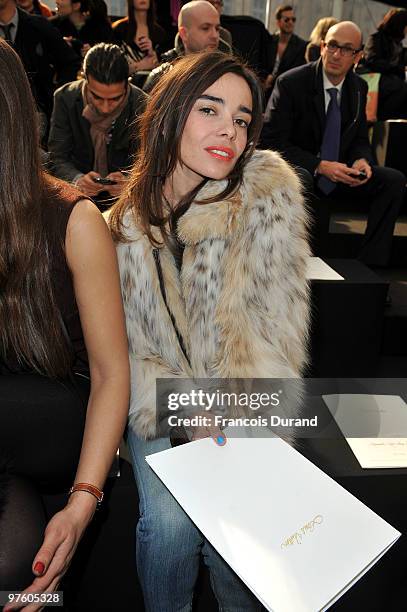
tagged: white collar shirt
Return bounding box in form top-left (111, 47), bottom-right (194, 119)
top-left (322, 70), bottom-right (345, 113)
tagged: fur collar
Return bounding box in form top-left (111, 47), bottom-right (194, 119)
top-left (122, 149), bottom-right (303, 245)
top-left (116, 148), bottom-right (310, 439)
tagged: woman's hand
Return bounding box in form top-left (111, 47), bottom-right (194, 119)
top-left (189, 412), bottom-right (226, 446)
top-left (105, 171), bottom-right (128, 199)
top-left (127, 53), bottom-right (157, 73)
top-left (136, 35), bottom-right (154, 56)
top-left (135, 53), bottom-right (158, 71)
top-left (3, 495), bottom-right (96, 612)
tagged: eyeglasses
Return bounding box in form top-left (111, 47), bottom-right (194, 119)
top-left (282, 17), bottom-right (296, 23)
top-left (323, 41), bottom-right (363, 57)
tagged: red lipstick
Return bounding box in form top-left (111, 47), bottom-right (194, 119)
top-left (205, 146), bottom-right (235, 161)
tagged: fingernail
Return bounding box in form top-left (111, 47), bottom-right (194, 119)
top-left (34, 561), bottom-right (45, 575)
top-left (217, 435), bottom-right (225, 445)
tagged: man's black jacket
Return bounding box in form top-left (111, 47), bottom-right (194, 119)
top-left (267, 32), bottom-right (307, 80)
top-left (48, 79), bottom-right (147, 182)
top-left (14, 8), bottom-right (80, 116)
top-left (262, 60), bottom-right (373, 174)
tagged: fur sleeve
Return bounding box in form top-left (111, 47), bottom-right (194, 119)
top-left (214, 153), bottom-right (311, 378)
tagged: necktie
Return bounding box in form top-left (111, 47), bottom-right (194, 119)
top-left (317, 88), bottom-right (341, 195)
top-left (0, 23), bottom-right (14, 45)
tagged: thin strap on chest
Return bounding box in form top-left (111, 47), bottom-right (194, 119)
top-left (152, 248), bottom-right (191, 369)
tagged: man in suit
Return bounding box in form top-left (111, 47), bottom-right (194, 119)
top-left (264, 4), bottom-right (307, 96)
top-left (0, 0), bottom-right (80, 117)
top-left (48, 43), bottom-right (147, 204)
top-left (262, 21), bottom-right (405, 267)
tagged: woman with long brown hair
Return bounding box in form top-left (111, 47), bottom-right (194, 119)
top-left (112, 0), bottom-right (168, 73)
top-left (0, 39), bottom-right (129, 609)
top-left (110, 51), bottom-right (310, 611)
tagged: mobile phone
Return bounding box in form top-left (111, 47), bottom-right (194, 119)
top-left (93, 177), bottom-right (117, 185)
top-left (355, 170), bottom-right (367, 180)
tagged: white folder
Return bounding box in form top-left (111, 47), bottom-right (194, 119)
top-left (323, 394), bottom-right (407, 468)
top-left (306, 257), bottom-right (344, 280)
top-left (146, 432), bottom-right (400, 612)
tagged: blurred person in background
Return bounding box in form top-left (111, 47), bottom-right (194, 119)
top-left (51, 0), bottom-right (113, 57)
top-left (306, 16), bottom-right (338, 62)
top-left (265, 4), bottom-right (307, 93)
top-left (16, 0), bottom-right (52, 17)
top-left (206, 0), bottom-right (231, 46)
top-left (143, 0), bottom-right (229, 93)
top-left (113, 0), bottom-right (169, 73)
top-left (363, 8), bottom-right (407, 119)
top-left (0, 0), bottom-right (80, 118)
top-left (48, 43), bottom-right (147, 205)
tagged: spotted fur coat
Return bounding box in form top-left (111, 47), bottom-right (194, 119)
top-left (116, 149), bottom-right (311, 439)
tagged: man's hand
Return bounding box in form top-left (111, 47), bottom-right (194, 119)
top-left (76, 172), bottom-right (104, 197)
top-left (316, 160), bottom-right (364, 187)
top-left (105, 172), bottom-right (128, 199)
top-left (351, 158), bottom-right (372, 186)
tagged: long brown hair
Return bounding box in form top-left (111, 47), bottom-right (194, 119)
top-left (109, 51), bottom-right (264, 245)
top-left (0, 40), bottom-right (72, 378)
top-left (378, 8), bottom-right (407, 41)
top-left (126, 0), bottom-right (159, 45)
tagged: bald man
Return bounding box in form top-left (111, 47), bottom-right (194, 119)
top-left (263, 21), bottom-right (405, 267)
top-left (143, 0), bottom-right (230, 94)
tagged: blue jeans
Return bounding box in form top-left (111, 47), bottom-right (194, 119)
top-left (128, 432), bottom-right (263, 612)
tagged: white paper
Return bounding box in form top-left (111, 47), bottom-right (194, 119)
top-left (306, 257), bottom-right (344, 280)
top-left (146, 430), bottom-right (400, 612)
top-left (323, 394), bottom-right (407, 468)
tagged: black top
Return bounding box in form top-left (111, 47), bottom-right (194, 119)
top-left (266, 32), bottom-right (307, 81)
top-left (305, 43), bottom-right (320, 63)
top-left (112, 18), bottom-right (170, 60)
top-left (51, 185), bottom-right (89, 374)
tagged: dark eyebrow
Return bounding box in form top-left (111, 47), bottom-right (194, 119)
top-left (89, 88), bottom-right (124, 100)
top-left (197, 94), bottom-right (253, 115)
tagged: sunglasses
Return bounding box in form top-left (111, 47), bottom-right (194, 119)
top-left (282, 17), bottom-right (296, 23)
